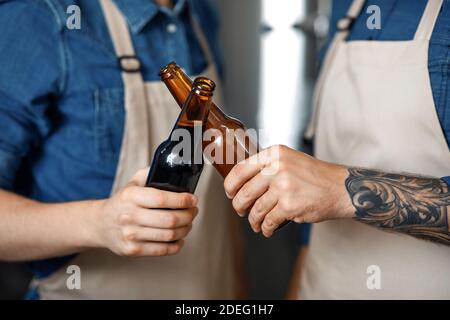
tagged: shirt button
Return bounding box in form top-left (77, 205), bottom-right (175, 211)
top-left (167, 23), bottom-right (177, 33)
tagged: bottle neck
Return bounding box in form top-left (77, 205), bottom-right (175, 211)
top-left (175, 74), bottom-right (216, 129)
top-left (177, 93), bottom-right (212, 127)
top-left (161, 65), bottom-right (192, 107)
top-left (160, 63), bottom-right (240, 127)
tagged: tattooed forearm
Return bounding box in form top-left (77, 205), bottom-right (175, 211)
top-left (345, 168), bottom-right (450, 245)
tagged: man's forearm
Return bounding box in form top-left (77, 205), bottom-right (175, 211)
top-left (0, 189), bottom-right (100, 262)
top-left (345, 168), bottom-right (450, 245)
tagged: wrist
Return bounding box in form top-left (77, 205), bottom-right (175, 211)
top-left (79, 199), bottom-right (106, 249)
top-left (329, 165), bottom-right (355, 219)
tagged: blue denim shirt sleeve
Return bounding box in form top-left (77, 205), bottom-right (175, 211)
top-left (0, 0), bottom-right (62, 190)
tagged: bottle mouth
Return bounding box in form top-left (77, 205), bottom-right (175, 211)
top-left (192, 77), bottom-right (215, 97)
top-left (159, 61), bottom-right (180, 80)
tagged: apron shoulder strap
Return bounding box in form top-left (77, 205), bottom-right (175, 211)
top-left (99, 0), bottom-right (145, 88)
top-left (336, 0), bottom-right (366, 39)
top-left (304, 0), bottom-right (365, 140)
top-left (414, 0), bottom-right (443, 41)
top-left (99, 0), bottom-right (217, 86)
top-left (190, 15), bottom-right (216, 69)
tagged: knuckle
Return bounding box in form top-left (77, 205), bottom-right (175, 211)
top-left (247, 212), bottom-right (255, 225)
top-left (264, 216), bottom-right (275, 227)
top-left (270, 144), bottom-right (283, 155)
top-left (293, 215), bottom-right (306, 224)
top-left (279, 198), bottom-right (296, 212)
top-left (277, 144), bottom-right (289, 155)
top-left (179, 194), bottom-right (191, 208)
top-left (223, 177), bottom-right (235, 195)
top-left (233, 164), bottom-right (244, 177)
top-left (122, 243), bottom-right (142, 257)
top-left (239, 185), bottom-right (251, 202)
top-left (120, 186), bottom-right (135, 202)
top-left (164, 214), bottom-right (178, 228)
top-left (232, 196), bottom-right (244, 212)
top-left (152, 193), bottom-right (166, 207)
top-left (152, 245), bottom-right (170, 257)
top-left (121, 227), bottom-right (137, 241)
top-left (277, 160), bottom-right (289, 173)
top-left (171, 243), bottom-right (183, 254)
top-left (163, 229), bottom-right (177, 242)
top-left (253, 199), bottom-right (265, 215)
top-left (118, 213), bottom-right (132, 225)
top-left (276, 174), bottom-right (293, 191)
top-left (189, 207), bottom-right (199, 219)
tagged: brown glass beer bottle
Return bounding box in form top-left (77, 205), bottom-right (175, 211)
top-left (159, 62), bottom-right (290, 231)
top-left (159, 62), bottom-right (259, 178)
top-left (145, 77), bottom-right (215, 193)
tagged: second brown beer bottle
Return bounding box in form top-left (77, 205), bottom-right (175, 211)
top-left (145, 77), bottom-right (215, 193)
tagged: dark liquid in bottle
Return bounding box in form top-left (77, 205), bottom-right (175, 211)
top-left (146, 124), bottom-right (204, 193)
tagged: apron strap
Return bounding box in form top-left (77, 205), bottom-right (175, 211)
top-left (100, 0), bottom-right (150, 194)
top-left (99, 0), bottom-right (145, 92)
top-left (414, 0), bottom-right (443, 41)
top-left (190, 16), bottom-right (216, 73)
top-left (304, 0), bottom-right (366, 140)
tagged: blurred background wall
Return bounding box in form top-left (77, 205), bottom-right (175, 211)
top-left (0, 0), bottom-right (331, 299)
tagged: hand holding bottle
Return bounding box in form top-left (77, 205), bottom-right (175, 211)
top-left (95, 168), bottom-right (198, 257)
top-left (224, 145), bottom-right (352, 238)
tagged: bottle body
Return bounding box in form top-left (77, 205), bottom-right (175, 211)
top-left (146, 77), bottom-right (215, 193)
top-left (160, 62), bottom-right (259, 178)
top-left (146, 125), bottom-right (204, 193)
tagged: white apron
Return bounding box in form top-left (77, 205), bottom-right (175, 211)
top-left (37, 0), bottom-right (236, 299)
top-left (301, 0), bottom-right (450, 299)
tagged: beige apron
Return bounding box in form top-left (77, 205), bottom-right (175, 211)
top-left (301, 0), bottom-right (450, 299)
top-left (37, 0), bottom-right (235, 299)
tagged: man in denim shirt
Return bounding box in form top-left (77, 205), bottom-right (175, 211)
top-left (0, 0), bottom-right (239, 299)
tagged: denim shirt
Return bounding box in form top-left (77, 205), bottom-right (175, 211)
top-left (0, 0), bottom-right (221, 278)
top-left (328, 0), bottom-right (450, 184)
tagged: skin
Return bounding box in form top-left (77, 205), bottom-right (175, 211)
top-left (154, 0), bottom-right (173, 8)
top-left (0, 168), bottom-right (198, 262)
top-left (224, 145), bottom-right (450, 244)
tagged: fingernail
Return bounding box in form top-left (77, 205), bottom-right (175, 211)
top-left (225, 191), bottom-right (232, 199)
top-left (191, 196), bottom-right (198, 206)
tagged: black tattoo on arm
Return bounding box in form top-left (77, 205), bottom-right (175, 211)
top-left (345, 168), bottom-right (450, 245)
